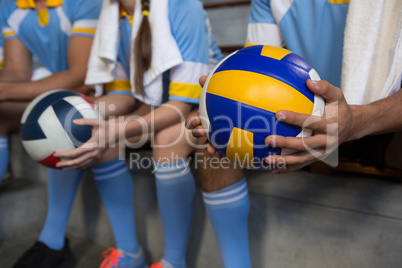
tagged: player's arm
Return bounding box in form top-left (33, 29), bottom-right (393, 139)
top-left (0, 35), bottom-right (93, 101)
top-left (55, 1), bottom-right (209, 169)
top-left (264, 80), bottom-right (402, 173)
top-left (351, 88), bottom-right (402, 137)
top-left (0, 37), bottom-right (33, 83)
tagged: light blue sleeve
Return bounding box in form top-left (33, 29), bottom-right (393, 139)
top-left (64, 0), bottom-right (101, 38)
top-left (168, 0), bottom-right (209, 64)
top-left (0, 0), bottom-right (18, 39)
top-left (167, 0), bottom-right (211, 104)
top-left (68, 0), bottom-right (102, 22)
top-left (249, 0), bottom-right (275, 24)
top-left (246, 0), bottom-right (282, 46)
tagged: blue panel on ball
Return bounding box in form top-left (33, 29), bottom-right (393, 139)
top-left (213, 53), bottom-right (314, 103)
top-left (26, 91), bottom-right (79, 123)
top-left (282, 53), bottom-right (312, 72)
top-left (206, 93), bottom-right (301, 162)
top-left (20, 121), bottom-right (46, 140)
top-left (235, 45), bottom-right (263, 55)
top-left (52, 99), bottom-right (92, 147)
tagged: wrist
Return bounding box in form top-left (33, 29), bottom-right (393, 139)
top-left (347, 104), bottom-right (370, 141)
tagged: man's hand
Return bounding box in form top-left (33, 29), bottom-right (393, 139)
top-left (265, 79), bottom-right (355, 173)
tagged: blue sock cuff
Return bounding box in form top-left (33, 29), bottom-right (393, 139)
top-left (0, 136), bottom-right (8, 148)
top-left (202, 177), bottom-right (248, 206)
top-left (92, 159), bottom-right (128, 180)
top-left (154, 158), bottom-right (191, 178)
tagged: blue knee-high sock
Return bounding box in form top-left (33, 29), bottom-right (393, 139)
top-left (39, 169), bottom-right (84, 250)
top-left (92, 159), bottom-right (140, 255)
top-left (154, 158), bottom-right (196, 268)
top-left (0, 136), bottom-right (9, 183)
top-left (203, 178), bottom-right (251, 268)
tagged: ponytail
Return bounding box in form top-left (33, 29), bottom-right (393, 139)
top-left (134, 0), bottom-right (152, 97)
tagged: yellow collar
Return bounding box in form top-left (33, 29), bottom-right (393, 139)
top-left (119, 5), bottom-right (133, 25)
top-left (16, 0), bottom-right (63, 9)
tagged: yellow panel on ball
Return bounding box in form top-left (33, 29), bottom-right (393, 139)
top-left (206, 70), bottom-right (314, 115)
top-left (226, 127), bottom-right (255, 168)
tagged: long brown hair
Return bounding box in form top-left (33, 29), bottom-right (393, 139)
top-left (134, 0), bottom-right (152, 97)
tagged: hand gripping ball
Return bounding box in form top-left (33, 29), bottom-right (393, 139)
top-left (20, 90), bottom-right (101, 168)
top-left (199, 45), bottom-right (325, 169)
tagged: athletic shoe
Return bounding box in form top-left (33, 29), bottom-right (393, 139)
top-left (100, 248), bottom-right (147, 268)
top-left (150, 260), bottom-right (175, 268)
top-left (12, 239), bottom-right (74, 268)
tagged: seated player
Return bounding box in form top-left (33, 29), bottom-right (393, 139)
top-left (0, 1), bottom-right (143, 267)
top-left (55, 0), bottom-right (224, 267)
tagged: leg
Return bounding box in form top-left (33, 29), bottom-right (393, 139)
top-left (198, 148), bottom-right (252, 268)
top-left (152, 123), bottom-right (197, 268)
top-left (38, 169), bottom-right (84, 249)
top-left (0, 102), bottom-right (27, 182)
top-left (13, 169), bottom-right (84, 267)
top-left (92, 152), bottom-right (146, 268)
top-left (89, 96), bottom-right (148, 267)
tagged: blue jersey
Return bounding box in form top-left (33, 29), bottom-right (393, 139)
top-left (247, 0), bottom-right (349, 87)
top-left (105, 0), bottom-right (223, 103)
top-left (0, 0), bottom-right (101, 73)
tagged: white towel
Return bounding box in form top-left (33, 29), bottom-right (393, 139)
top-left (85, 0), bottom-right (120, 91)
top-left (341, 0), bottom-right (402, 105)
top-left (85, 0), bottom-right (183, 105)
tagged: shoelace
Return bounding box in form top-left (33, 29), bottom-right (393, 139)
top-left (150, 263), bottom-right (164, 268)
top-left (100, 248), bottom-right (125, 268)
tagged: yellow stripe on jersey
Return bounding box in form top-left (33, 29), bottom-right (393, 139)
top-left (207, 70), bottom-right (314, 115)
top-left (2, 31), bottom-right (16, 38)
top-left (328, 0), bottom-right (349, 3)
top-left (260, 45), bottom-right (291, 60)
top-left (169, 82), bottom-right (202, 100)
top-left (226, 127), bottom-right (255, 169)
top-left (105, 80), bottom-right (131, 94)
top-left (0, 61), bottom-right (3, 69)
top-left (71, 28), bottom-right (96, 35)
top-left (16, 0), bottom-right (63, 8)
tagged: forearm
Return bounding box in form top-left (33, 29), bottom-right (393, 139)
top-left (113, 100), bottom-right (192, 144)
top-left (0, 68), bottom-right (31, 82)
top-left (349, 88), bottom-right (402, 140)
top-left (0, 68), bottom-right (86, 101)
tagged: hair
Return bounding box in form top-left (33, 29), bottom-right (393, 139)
top-left (134, 0), bottom-right (152, 97)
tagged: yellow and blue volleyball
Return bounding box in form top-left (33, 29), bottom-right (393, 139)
top-left (199, 45), bottom-right (324, 169)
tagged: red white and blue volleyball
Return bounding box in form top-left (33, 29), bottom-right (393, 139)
top-left (20, 90), bottom-right (101, 168)
top-left (199, 45), bottom-right (324, 169)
